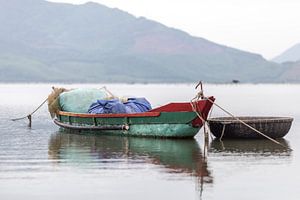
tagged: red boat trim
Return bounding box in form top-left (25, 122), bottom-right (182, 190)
top-left (150, 96), bottom-right (215, 112)
top-left (58, 111), bottom-right (161, 118)
top-left (57, 96), bottom-right (215, 120)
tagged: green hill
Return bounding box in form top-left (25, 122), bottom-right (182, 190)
top-left (0, 0), bottom-right (285, 83)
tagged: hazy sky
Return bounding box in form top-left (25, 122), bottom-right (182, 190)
top-left (49, 0), bottom-right (300, 59)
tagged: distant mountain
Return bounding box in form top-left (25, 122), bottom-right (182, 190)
top-left (272, 43), bottom-right (300, 82)
top-left (279, 61), bottom-right (300, 82)
top-left (273, 43), bottom-right (300, 63)
top-left (0, 0), bottom-right (285, 83)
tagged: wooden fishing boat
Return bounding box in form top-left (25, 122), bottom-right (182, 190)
top-left (54, 96), bottom-right (215, 138)
top-left (208, 116), bottom-right (293, 139)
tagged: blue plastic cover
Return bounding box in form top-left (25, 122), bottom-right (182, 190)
top-left (88, 98), bottom-right (152, 114)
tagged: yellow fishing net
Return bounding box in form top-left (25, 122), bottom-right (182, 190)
top-left (48, 87), bottom-right (69, 118)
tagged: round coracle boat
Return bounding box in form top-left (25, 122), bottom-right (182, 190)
top-left (208, 117), bottom-right (293, 139)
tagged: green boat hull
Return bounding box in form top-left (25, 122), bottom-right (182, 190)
top-left (57, 122), bottom-right (200, 138)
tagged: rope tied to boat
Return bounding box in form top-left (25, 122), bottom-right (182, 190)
top-left (217, 121), bottom-right (233, 141)
top-left (11, 97), bottom-right (48, 127)
top-left (11, 86), bottom-right (116, 128)
top-left (220, 124), bottom-right (226, 141)
top-left (190, 81), bottom-right (211, 141)
top-left (190, 101), bottom-right (206, 125)
top-left (190, 81), bottom-right (206, 120)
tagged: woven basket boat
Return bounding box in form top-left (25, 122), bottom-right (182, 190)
top-left (208, 117), bottom-right (293, 139)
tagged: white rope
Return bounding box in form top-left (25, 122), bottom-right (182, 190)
top-left (190, 101), bottom-right (206, 125)
top-left (220, 124), bottom-right (226, 141)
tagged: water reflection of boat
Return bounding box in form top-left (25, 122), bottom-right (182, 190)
top-left (48, 133), bottom-right (213, 184)
top-left (209, 138), bottom-right (291, 156)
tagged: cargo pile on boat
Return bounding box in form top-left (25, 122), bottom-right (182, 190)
top-left (48, 87), bottom-right (152, 118)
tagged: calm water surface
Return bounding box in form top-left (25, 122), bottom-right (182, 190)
top-left (0, 84), bottom-right (299, 200)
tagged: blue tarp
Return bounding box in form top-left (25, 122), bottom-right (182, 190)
top-left (88, 98), bottom-right (152, 114)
